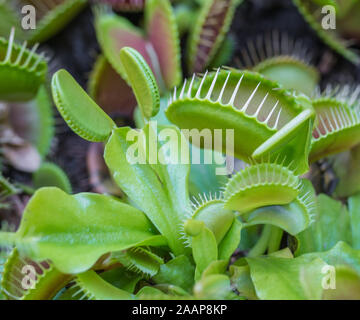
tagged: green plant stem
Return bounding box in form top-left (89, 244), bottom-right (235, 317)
top-left (247, 225), bottom-right (272, 257)
top-left (0, 232), bottom-right (15, 247)
top-left (267, 226), bottom-right (283, 254)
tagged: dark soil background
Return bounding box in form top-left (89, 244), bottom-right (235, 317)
top-left (33, 0), bottom-right (360, 194)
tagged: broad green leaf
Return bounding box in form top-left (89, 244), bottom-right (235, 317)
top-left (303, 241), bottom-right (360, 275)
top-left (143, 123), bottom-right (191, 219)
top-left (247, 255), bottom-right (327, 300)
top-left (104, 126), bottom-right (186, 255)
top-left (153, 255), bottom-right (195, 292)
top-left (295, 194), bottom-right (351, 255)
top-left (322, 266), bottom-right (360, 300)
top-left (0, 187), bottom-right (166, 274)
top-left (303, 242), bottom-right (360, 299)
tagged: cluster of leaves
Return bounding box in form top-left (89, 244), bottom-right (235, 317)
top-left (0, 0), bottom-right (360, 300)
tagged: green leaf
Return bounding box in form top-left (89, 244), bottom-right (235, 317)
top-left (218, 219), bottom-right (242, 261)
top-left (26, 0), bottom-right (87, 44)
top-left (119, 47), bottom-right (160, 120)
top-left (145, 0), bottom-right (182, 89)
top-left (229, 264), bottom-right (257, 300)
top-left (136, 286), bottom-right (193, 300)
top-left (188, 148), bottom-right (227, 196)
top-left (113, 247), bottom-right (163, 277)
top-left (104, 126), bottom-right (187, 255)
top-left (143, 123), bottom-right (191, 218)
top-left (1, 249), bottom-right (71, 300)
top-left (333, 145), bottom-right (360, 197)
top-left (349, 193), bottom-right (360, 249)
top-left (191, 225), bottom-right (218, 280)
top-left (201, 260), bottom-right (228, 278)
top-left (303, 241), bottom-right (360, 275)
top-left (166, 70), bottom-right (314, 175)
top-left (322, 266), bottom-right (360, 300)
top-left (246, 255), bottom-right (327, 300)
top-left (0, 2), bottom-right (23, 40)
top-left (187, 0), bottom-right (241, 73)
top-left (0, 28), bottom-right (47, 102)
top-left (33, 162), bottom-right (72, 194)
top-left (194, 274), bottom-right (239, 300)
top-left (153, 255), bottom-right (195, 292)
top-left (74, 270), bottom-right (135, 300)
top-left (100, 267), bottom-right (142, 293)
top-left (293, 0), bottom-right (360, 64)
top-left (0, 187), bottom-right (166, 274)
top-left (190, 199), bottom-right (235, 244)
top-left (51, 69), bottom-right (115, 142)
top-left (295, 194), bottom-right (351, 255)
top-left (302, 241), bottom-right (360, 299)
top-left (224, 163), bottom-right (300, 214)
top-left (245, 179), bottom-right (316, 235)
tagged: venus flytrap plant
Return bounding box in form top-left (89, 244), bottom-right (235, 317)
top-left (223, 162), bottom-right (300, 213)
top-left (15, 0), bottom-right (88, 43)
top-left (52, 69), bottom-right (116, 142)
top-left (95, 0), bottom-right (181, 92)
top-left (309, 85), bottom-right (360, 162)
top-left (0, 48), bottom-right (242, 300)
top-left (1, 36), bottom-right (360, 300)
top-left (238, 31), bottom-right (320, 97)
top-left (0, 1), bottom-right (25, 39)
top-left (1, 248), bottom-right (72, 300)
top-left (332, 144), bottom-right (360, 197)
top-left (89, 0), bottom-right (181, 120)
top-left (187, 0), bottom-right (242, 73)
top-left (0, 28), bottom-right (47, 102)
top-left (33, 162), bottom-right (72, 193)
top-left (0, 29), bottom-right (55, 175)
top-left (293, 0), bottom-right (360, 64)
top-left (97, 0), bottom-right (146, 12)
top-left (166, 68), bottom-right (315, 175)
